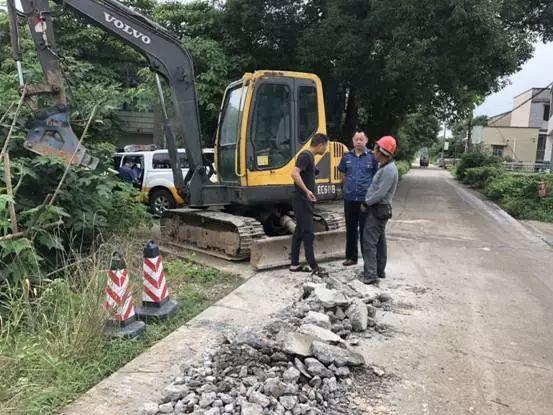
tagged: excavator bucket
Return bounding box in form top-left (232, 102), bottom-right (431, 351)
top-left (24, 105), bottom-right (99, 169)
top-left (250, 229), bottom-right (346, 270)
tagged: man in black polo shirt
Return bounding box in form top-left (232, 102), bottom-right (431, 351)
top-left (289, 133), bottom-right (329, 277)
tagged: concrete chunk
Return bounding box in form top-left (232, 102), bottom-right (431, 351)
top-left (299, 324), bottom-right (342, 344)
top-left (277, 330), bottom-right (315, 357)
top-left (346, 280), bottom-right (380, 300)
top-left (310, 341), bottom-right (365, 367)
top-left (312, 287), bottom-right (351, 309)
top-left (346, 299), bottom-right (368, 332)
top-left (303, 311), bottom-right (331, 330)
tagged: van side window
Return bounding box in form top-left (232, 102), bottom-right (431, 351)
top-left (152, 153), bottom-right (188, 169)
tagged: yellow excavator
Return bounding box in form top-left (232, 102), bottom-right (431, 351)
top-left (6, 0), bottom-right (348, 269)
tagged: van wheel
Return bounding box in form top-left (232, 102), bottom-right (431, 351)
top-left (150, 189), bottom-right (175, 216)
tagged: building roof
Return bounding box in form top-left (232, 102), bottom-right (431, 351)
top-left (513, 87), bottom-right (551, 100)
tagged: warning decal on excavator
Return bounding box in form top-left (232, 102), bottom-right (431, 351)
top-left (257, 155), bottom-right (269, 166)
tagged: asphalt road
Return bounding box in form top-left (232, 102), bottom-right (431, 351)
top-left (360, 167), bottom-right (553, 414)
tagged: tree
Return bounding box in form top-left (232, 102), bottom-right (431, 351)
top-left (396, 111), bottom-right (441, 162)
top-left (297, 0), bottom-right (553, 142)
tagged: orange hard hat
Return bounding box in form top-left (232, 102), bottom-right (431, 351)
top-left (376, 135), bottom-right (397, 156)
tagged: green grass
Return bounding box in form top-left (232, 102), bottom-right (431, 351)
top-left (0, 256), bottom-right (240, 415)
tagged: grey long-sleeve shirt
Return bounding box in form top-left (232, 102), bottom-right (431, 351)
top-left (364, 161), bottom-right (399, 206)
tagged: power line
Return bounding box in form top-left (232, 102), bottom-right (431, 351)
top-left (487, 83), bottom-right (553, 126)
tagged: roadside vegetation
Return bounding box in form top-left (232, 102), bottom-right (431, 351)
top-left (397, 160), bottom-right (411, 178)
top-left (455, 152), bottom-right (553, 222)
top-left (0, 248), bottom-right (240, 415)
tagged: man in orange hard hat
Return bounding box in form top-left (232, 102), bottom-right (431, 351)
top-left (359, 135), bottom-right (399, 285)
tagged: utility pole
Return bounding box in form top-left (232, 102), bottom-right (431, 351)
top-left (441, 121), bottom-right (446, 165)
top-left (465, 110), bottom-right (474, 152)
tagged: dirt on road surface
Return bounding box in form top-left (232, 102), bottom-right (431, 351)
top-left (365, 167), bottom-right (553, 414)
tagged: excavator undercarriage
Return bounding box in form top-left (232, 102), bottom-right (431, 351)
top-left (162, 207), bottom-right (346, 269)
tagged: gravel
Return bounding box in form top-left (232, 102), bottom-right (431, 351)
top-left (143, 272), bottom-right (393, 415)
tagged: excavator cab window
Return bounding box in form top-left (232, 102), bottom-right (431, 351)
top-left (298, 86), bottom-right (318, 144)
top-left (251, 83), bottom-right (293, 169)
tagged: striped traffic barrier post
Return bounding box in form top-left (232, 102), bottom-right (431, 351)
top-left (136, 240), bottom-right (179, 321)
top-left (104, 251), bottom-right (146, 339)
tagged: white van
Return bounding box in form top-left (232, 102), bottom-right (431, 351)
top-left (113, 147), bottom-right (216, 215)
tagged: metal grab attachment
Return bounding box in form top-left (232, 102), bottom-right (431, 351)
top-left (24, 105), bottom-right (99, 169)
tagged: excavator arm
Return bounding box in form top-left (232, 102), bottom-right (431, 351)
top-left (8, 0), bottom-right (216, 204)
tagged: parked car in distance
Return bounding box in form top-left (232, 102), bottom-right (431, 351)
top-left (113, 146), bottom-right (216, 215)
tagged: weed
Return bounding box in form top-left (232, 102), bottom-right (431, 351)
top-left (0, 243), bottom-right (240, 415)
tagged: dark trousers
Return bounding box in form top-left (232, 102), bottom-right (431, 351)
top-left (344, 200), bottom-right (367, 262)
top-left (290, 198), bottom-right (317, 269)
top-left (362, 207), bottom-right (388, 279)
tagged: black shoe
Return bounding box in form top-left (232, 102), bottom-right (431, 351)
top-left (358, 274), bottom-right (379, 285)
top-left (378, 272), bottom-right (386, 279)
top-left (342, 259), bottom-right (357, 266)
top-left (312, 266), bottom-right (329, 278)
top-left (289, 264), bottom-right (312, 273)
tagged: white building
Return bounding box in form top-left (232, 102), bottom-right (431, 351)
top-left (547, 89), bottom-right (553, 164)
top-left (510, 88), bottom-right (550, 165)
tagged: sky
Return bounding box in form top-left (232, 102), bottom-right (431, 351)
top-left (475, 41), bottom-right (553, 117)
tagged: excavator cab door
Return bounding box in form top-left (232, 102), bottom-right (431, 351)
top-left (216, 81), bottom-right (248, 185)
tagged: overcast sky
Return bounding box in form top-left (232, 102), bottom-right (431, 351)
top-left (475, 41), bottom-right (553, 117)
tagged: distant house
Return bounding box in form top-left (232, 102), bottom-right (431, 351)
top-left (117, 110), bottom-right (158, 148)
top-left (476, 87), bottom-right (552, 166)
top-left (509, 88), bottom-right (550, 164)
top-left (471, 125), bottom-right (539, 162)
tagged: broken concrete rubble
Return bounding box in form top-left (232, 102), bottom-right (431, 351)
top-left (146, 273), bottom-right (392, 415)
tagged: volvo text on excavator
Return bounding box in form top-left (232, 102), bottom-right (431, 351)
top-left (6, 0), bottom-right (348, 269)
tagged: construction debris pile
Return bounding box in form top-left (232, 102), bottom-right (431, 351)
top-left (142, 274), bottom-right (392, 415)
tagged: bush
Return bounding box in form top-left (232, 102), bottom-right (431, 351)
top-left (454, 152), bottom-right (502, 181)
top-left (0, 150), bottom-right (152, 286)
top-left (480, 172), bottom-right (553, 221)
top-left (482, 174), bottom-right (523, 201)
top-left (462, 166), bottom-right (505, 188)
top-left (397, 160), bottom-right (411, 178)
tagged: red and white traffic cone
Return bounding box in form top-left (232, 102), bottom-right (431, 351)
top-left (136, 240), bottom-right (179, 321)
top-left (104, 251), bottom-right (146, 338)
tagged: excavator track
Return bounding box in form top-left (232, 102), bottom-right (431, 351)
top-left (161, 209), bottom-right (266, 260)
top-left (314, 209), bottom-right (346, 231)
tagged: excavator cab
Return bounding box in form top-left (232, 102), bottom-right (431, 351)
top-left (215, 70), bottom-right (346, 204)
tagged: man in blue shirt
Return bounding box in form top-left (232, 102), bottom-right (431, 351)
top-left (338, 132), bottom-right (378, 266)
